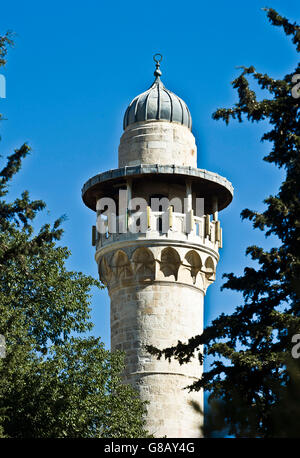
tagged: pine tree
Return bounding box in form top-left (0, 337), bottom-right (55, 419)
top-left (0, 32), bottom-right (148, 438)
top-left (148, 8), bottom-right (300, 437)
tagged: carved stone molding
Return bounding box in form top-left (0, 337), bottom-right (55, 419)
top-left (98, 245), bottom-right (217, 292)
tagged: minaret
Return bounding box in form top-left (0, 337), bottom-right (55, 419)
top-left (82, 55), bottom-right (233, 438)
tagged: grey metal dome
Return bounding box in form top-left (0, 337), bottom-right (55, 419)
top-left (123, 55), bottom-right (192, 131)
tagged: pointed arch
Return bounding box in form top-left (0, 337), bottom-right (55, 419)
top-left (131, 247), bottom-right (155, 280)
top-left (99, 256), bottom-right (112, 286)
top-left (185, 250), bottom-right (202, 284)
top-left (160, 247), bottom-right (181, 280)
top-left (204, 256), bottom-right (215, 279)
top-left (111, 250), bottom-right (133, 280)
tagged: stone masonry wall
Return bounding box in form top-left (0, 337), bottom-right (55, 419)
top-left (109, 280), bottom-right (204, 437)
top-left (118, 120), bottom-right (197, 168)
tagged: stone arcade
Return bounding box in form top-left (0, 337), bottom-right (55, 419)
top-left (82, 55), bottom-right (233, 437)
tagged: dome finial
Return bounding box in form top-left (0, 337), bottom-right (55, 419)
top-left (123, 53), bottom-right (192, 131)
top-left (153, 53), bottom-right (162, 79)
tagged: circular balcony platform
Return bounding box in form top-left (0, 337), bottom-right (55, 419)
top-left (82, 164), bottom-right (233, 214)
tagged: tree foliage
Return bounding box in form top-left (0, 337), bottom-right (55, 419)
top-left (1, 337), bottom-right (147, 438)
top-left (148, 8), bottom-right (300, 437)
top-left (0, 34), bottom-right (148, 438)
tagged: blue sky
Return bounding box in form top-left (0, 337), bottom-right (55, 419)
top-left (0, 0), bottom-right (299, 354)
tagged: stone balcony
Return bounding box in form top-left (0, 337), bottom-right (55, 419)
top-left (94, 210), bottom-right (222, 254)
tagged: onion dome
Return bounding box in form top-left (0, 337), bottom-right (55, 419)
top-left (123, 54), bottom-right (192, 131)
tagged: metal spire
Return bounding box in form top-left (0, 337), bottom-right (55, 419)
top-left (153, 53), bottom-right (162, 80)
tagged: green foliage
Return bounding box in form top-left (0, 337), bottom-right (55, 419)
top-left (0, 34), bottom-right (148, 438)
top-left (0, 31), bottom-right (13, 67)
top-left (0, 337), bottom-right (148, 438)
top-left (148, 9), bottom-right (300, 437)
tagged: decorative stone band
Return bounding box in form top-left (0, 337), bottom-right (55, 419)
top-left (97, 244), bottom-right (218, 293)
top-left (82, 164), bottom-right (234, 214)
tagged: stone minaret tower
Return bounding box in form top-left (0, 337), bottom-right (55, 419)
top-left (82, 55), bottom-right (233, 438)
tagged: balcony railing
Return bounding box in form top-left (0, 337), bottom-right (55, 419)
top-left (93, 208), bottom-right (222, 250)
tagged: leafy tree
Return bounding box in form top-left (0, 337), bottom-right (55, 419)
top-left (148, 8), bottom-right (300, 438)
top-left (1, 337), bottom-right (147, 438)
top-left (0, 33), bottom-right (148, 438)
